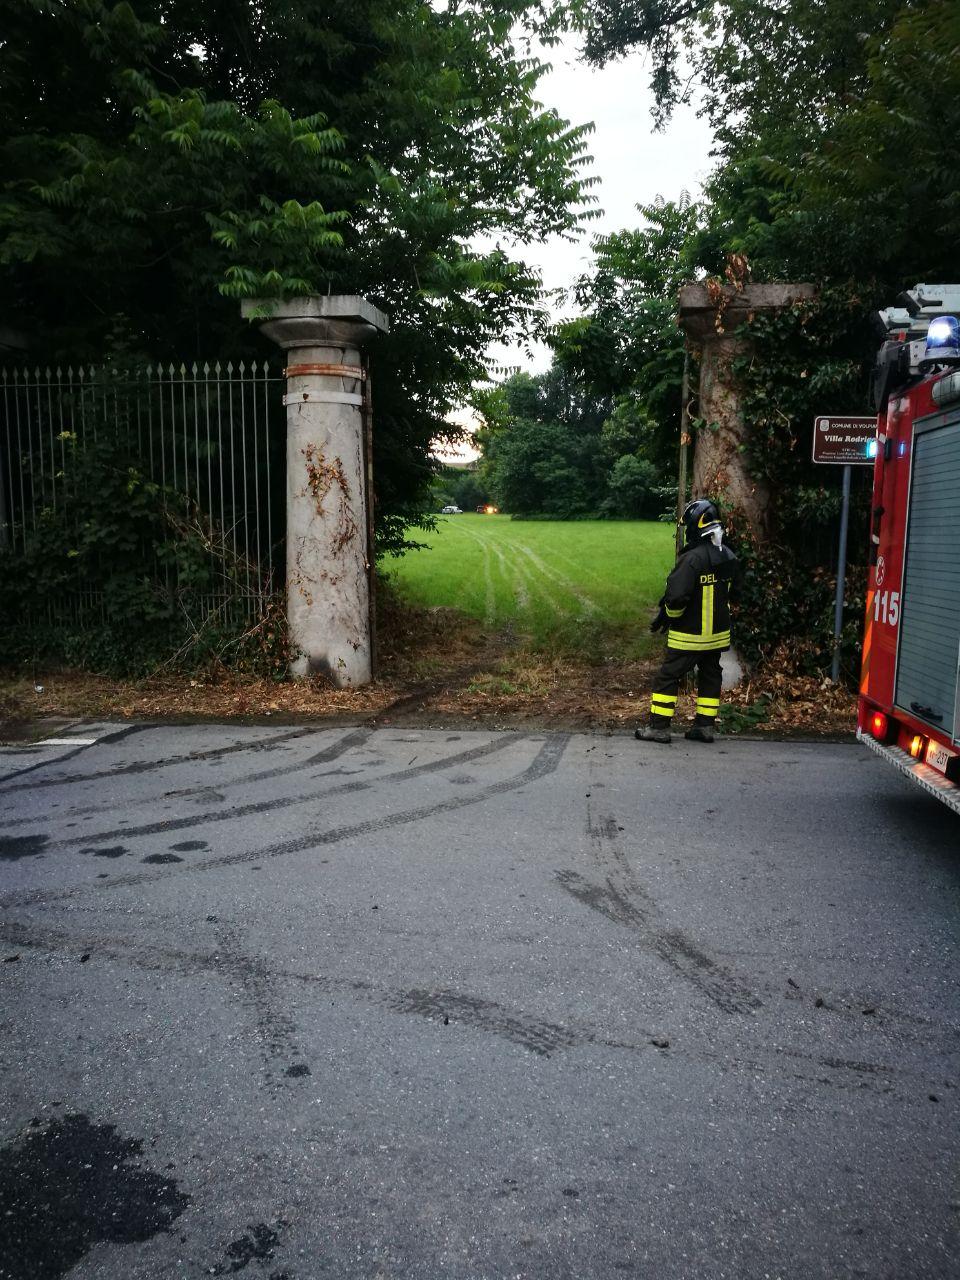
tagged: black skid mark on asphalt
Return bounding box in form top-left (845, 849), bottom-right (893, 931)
top-left (211, 1220), bottom-right (288, 1275)
top-left (4, 735), bottom-right (566, 911)
top-left (215, 926), bottom-right (305, 1093)
top-left (388, 988), bottom-right (581, 1057)
top-left (80, 845), bottom-right (127, 858)
top-left (0, 1112), bottom-right (189, 1280)
top-left (170, 840), bottom-right (207, 851)
top-left (560, 797), bottom-right (762, 1017)
top-left (0, 724), bottom-right (322, 797)
top-left (555, 867), bottom-right (760, 1016)
top-left (141, 853), bottom-right (183, 864)
top-left (0, 723), bottom-right (151, 791)
top-left (164, 786), bottom-right (226, 805)
top-left (41, 729), bottom-right (519, 853)
top-left (3, 922), bottom-right (950, 1098)
top-left (555, 869), bottom-right (649, 931)
top-left (0, 834), bottom-right (49, 862)
top-left (0, 727), bottom-right (373, 833)
top-left (0, 916), bottom-right (634, 1066)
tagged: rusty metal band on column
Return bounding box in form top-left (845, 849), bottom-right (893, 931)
top-left (283, 363), bottom-right (366, 379)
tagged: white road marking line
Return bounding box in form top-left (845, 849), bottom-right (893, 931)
top-left (36, 738), bottom-right (98, 747)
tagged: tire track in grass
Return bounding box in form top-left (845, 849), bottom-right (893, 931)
top-left (503, 542), bottom-right (567, 629)
top-left (511, 540), bottom-right (604, 617)
top-left (485, 531), bottom-right (526, 616)
top-left (446, 520), bottom-right (498, 626)
top-left (460, 523), bottom-right (571, 628)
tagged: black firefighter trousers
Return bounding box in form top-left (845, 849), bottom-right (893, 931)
top-left (649, 647), bottom-right (724, 726)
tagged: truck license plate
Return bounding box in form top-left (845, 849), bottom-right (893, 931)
top-left (925, 740), bottom-right (956, 775)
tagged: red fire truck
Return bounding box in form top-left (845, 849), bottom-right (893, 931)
top-left (858, 284), bottom-right (960, 814)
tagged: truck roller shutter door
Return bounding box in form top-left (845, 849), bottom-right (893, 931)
top-left (894, 412), bottom-right (960, 741)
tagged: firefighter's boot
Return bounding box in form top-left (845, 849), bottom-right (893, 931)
top-left (685, 714), bottom-right (715, 744)
top-left (635, 716), bottom-right (671, 744)
top-left (686, 695), bottom-right (719, 743)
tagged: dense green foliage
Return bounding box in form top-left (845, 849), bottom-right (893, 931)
top-left (475, 366), bottom-right (672, 519)
top-left (1, 0), bottom-right (596, 559)
top-left (549, 194), bottom-right (701, 478)
top-left (1, 424), bottom-right (289, 675)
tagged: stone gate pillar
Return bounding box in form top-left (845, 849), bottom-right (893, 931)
top-left (242, 295), bottom-right (389, 686)
top-left (678, 283), bottom-right (815, 533)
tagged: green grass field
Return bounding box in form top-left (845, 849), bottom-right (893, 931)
top-left (384, 514), bottom-right (675, 659)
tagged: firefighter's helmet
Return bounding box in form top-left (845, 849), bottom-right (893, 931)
top-left (681, 498), bottom-right (721, 544)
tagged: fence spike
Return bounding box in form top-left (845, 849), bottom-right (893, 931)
top-left (226, 361), bottom-right (234, 375)
top-left (238, 359), bottom-right (246, 374)
top-left (179, 363), bottom-right (187, 377)
top-left (191, 361), bottom-right (199, 376)
top-left (34, 365), bottom-right (41, 379)
top-left (0, 367), bottom-right (7, 384)
top-left (203, 361), bottom-right (211, 375)
top-left (214, 361), bottom-right (222, 376)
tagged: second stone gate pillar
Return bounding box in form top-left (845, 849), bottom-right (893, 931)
top-left (678, 282), bottom-right (815, 534)
top-left (243, 295), bottom-right (389, 686)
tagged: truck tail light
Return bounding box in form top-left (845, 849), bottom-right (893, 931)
top-left (909, 734), bottom-right (925, 759)
top-left (869, 711), bottom-right (890, 741)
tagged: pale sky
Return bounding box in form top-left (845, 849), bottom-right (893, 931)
top-left (437, 36), bottom-right (715, 461)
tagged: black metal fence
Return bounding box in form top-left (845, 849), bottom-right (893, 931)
top-left (0, 361), bottom-right (285, 625)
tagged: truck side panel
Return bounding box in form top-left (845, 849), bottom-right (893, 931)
top-left (893, 408), bottom-right (960, 741)
top-left (859, 396), bottom-right (910, 717)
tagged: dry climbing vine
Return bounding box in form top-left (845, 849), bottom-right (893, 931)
top-left (302, 444), bottom-right (360, 556)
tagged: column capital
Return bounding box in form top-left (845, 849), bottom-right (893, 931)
top-left (677, 282), bottom-right (817, 341)
top-left (242, 295), bottom-right (389, 350)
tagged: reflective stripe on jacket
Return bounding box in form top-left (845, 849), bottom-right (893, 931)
top-left (662, 539), bottom-right (740, 652)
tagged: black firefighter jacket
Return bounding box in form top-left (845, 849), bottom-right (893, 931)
top-left (663, 539), bottom-right (741, 652)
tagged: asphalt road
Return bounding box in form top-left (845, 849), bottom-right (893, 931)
top-left (0, 722), bottom-right (957, 1280)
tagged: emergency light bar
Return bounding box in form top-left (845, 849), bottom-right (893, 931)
top-left (872, 283), bottom-right (960, 407)
top-left (923, 315), bottom-right (960, 367)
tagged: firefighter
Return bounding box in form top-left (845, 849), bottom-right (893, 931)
top-left (635, 498), bottom-right (741, 744)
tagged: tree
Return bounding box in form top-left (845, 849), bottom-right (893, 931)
top-left (551, 196), bottom-right (702, 475)
top-left (755, 0), bottom-right (960, 286)
top-left (576, 0), bottom-right (904, 145)
top-left (602, 454), bottom-right (660, 517)
top-left (0, 0), bottom-right (596, 552)
top-left (476, 367), bottom-right (614, 517)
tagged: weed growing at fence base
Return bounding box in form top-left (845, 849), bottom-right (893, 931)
top-left (384, 515), bottom-right (675, 660)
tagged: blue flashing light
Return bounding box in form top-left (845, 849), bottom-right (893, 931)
top-left (898, 441), bottom-right (906, 456)
top-left (866, 438), bottom-right (878, 459)
top-left (924, 315), bottom-right (960, 361)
